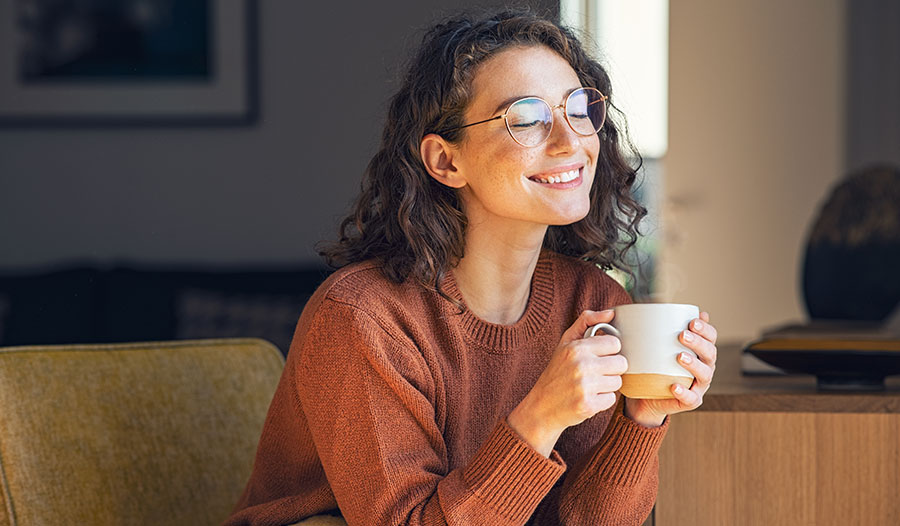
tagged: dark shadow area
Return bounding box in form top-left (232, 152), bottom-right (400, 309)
top-left (0, 263), bottom-right (331, 355)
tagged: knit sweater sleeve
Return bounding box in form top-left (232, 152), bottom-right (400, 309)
top-left (295, 297), bottom-right (566, 526)
top-left (555, 399), bottom-right (668, 524)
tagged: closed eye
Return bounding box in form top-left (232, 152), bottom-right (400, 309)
top-left (510, 119), bottom-right (544, 129)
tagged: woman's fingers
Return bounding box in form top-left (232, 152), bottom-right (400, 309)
top-left (680, 328), bottom-right (717, 367)
top-left (692, 314), bottom-right (718, 345)
top-left (561, 309), bottom-right (614, 345)
top-left (589, 372), bottom-right (623, 394)
top-left (677, 352), bottom-right (714, 385)
top-left (594, 353), bottom-right (628, 376)
top-left (671, 381), bottom-right (703, 408)
top-left (553, 310), bottom-right (723, 424)
top-left (579, 334), bottom-right (622, 357)
top-left (673, 313), bottom-right (718, 411)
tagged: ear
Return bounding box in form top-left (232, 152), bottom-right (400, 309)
top-left (420, 133), bottom-right (466, 189)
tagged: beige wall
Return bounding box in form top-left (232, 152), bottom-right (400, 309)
top-left (659, 1), bottom-right (846, 342)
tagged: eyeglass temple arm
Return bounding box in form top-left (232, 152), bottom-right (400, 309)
top-left (445, 114), bottom-right (504, 133)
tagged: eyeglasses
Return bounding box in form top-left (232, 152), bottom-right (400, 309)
top-left (444, 87), bottom-right (608, 147)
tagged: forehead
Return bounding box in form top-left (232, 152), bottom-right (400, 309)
top-left (467, 45), bottom-right (582, 114)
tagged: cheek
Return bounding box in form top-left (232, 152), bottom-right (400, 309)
top-left (586, 135), bottom-right (601, 164)
top-left (470, 145), bottom-right (534, 185)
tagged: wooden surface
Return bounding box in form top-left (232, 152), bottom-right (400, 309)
top-left (657, 412), bottom-right (900, 525)
top-left (654, 344), bottom-right (900, 525)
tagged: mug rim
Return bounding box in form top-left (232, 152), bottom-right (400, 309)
top-left (614, 302), bottom-right (699, 311)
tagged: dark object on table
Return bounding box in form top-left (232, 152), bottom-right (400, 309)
top-left (802, 165), bottom-right (900, 321)
top-left (747, 166), bottom-right (900, 385)
top-left (744, 318), bottom-right (900, 390)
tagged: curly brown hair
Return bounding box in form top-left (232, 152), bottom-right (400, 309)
top-left (319, 8), bottom-right (646, 296)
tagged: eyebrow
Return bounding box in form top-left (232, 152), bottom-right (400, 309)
top-left (489, 87), bottom-right (583, 116)
top-left (491, 95), bottom-right (535, 115)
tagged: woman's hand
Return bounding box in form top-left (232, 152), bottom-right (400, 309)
top-left (508, 309), bottom-right (627, 457)
top-left (623, 311), bottom-right (718, 428)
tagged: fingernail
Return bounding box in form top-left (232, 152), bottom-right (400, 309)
top-left (674, 384), bottom-right (683, 394)
top-left (694, 320), bottom-right (704, 331)
top-left (679, 352), bottom-right (693, 364)
top-left (683, 330), bottom-right (694, 342)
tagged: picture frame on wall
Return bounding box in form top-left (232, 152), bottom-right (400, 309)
top-left (0, 0), bottom-right (257, 126)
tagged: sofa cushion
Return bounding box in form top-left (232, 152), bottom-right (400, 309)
top-left (0, 338), bottom-right (284, 526)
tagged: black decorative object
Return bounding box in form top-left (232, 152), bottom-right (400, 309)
top-left (802, 165), bottom-right (900, 321)
top-left (746, 344), bottom-right (900, 391)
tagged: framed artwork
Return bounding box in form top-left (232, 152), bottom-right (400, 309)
top-left (0, 0), bottom-right (257, 126)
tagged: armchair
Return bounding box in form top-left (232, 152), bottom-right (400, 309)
top-left (0, 338), bottom-right (283, 525)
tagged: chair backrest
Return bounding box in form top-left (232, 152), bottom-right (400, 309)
top-left (0, 338), bottom-right (284, 526)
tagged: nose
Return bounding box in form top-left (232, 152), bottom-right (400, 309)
top-left (544, 104), bottom-right (578, 154)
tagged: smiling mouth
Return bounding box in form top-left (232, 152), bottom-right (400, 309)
top-left (528, 167), bottom-right (582, 185)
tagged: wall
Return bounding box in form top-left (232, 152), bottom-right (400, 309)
top-left (846, 0), bottom-right (900, 172)
top-left (2, 1), bottom-right (892, 345)
top-left (0, 1), bottom-right (556, 271)
top-left (660, 0), bottom-right (846, 341)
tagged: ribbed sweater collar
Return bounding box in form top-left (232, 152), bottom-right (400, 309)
top-left (441, 251), bottom-right (555, 353)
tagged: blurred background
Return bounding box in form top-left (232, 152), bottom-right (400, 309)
top-left (0, 0), bottom-right (897, 352)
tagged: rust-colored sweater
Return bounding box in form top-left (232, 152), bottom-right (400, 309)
top-left (225, 251), bottom-right (668, 525)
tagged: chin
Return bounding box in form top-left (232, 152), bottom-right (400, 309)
top-left (547, 207), bottom-right (591, 226)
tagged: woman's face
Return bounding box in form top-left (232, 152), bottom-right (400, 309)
top-left (452, 45), bottom-right (601, 232)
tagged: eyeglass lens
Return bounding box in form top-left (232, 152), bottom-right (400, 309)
top-left (505, 88), bottom-right (606, 147)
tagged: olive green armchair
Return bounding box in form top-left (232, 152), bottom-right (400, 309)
top-left (0, 338), bottom-right (285, 526)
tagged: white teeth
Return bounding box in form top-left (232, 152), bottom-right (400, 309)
top-left (533, 168), bottom-right (579, 184)
top-left (561, 169), bottom-right (579, 182)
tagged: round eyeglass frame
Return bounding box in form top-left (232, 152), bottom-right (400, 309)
top-left (441, 87), bottom-right (608, 147)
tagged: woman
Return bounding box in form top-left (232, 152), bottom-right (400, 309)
top-left (226, 9), bottom-right (717, 526)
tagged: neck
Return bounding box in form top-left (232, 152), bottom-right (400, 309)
top-left (452, 219), bottom-right (548, 325)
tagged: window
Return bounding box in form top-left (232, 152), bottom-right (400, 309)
top-left (561, 0), bottom-right (669, 299)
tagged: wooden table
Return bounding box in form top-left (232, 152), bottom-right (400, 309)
top-left (652, 343), bottom-right (900, 525)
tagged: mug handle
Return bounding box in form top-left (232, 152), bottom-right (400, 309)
top-left (584, 323), bottom-right (621, 339)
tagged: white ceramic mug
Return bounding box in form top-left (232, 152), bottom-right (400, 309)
top-left (584, 303), bottom-right (700, 399)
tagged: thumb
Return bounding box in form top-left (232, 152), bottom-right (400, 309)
top-left (560, 309), bottom-right (615, 345)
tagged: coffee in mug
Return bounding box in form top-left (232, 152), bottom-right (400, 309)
top-left (584, 303), bottom-right (699, 399)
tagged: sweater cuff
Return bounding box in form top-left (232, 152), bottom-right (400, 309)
top-left (571, 403), bottom-right (669, 495)
top-left (462, 419), bottom-right (566, 522)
